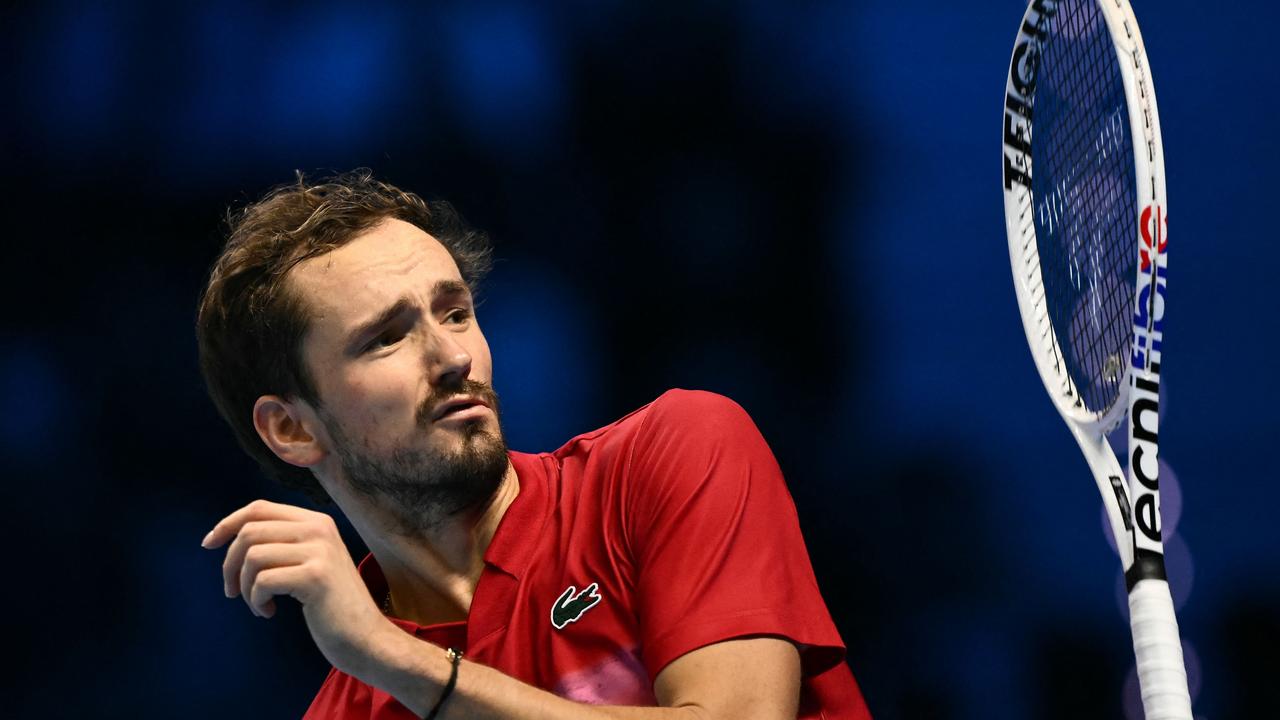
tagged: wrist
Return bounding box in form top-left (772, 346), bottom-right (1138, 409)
top-left (359, 624), bottom-right (455, 717)
top-left (424, 647), bottom-right (463, 720)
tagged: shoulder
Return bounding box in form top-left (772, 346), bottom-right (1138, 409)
top-left (540, 390), bottom-right (776, 519)
top-left (621, 389), bottom-right (783, 518)
top-left (632, 388), bottom-right (767, 460)
top-left (644, 388), bottom-right (753, 429)
top-left (548, 388), bottom-right (758, 462)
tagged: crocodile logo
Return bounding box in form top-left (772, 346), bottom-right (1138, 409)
top-left (551, 582), bottom-right (602, 630)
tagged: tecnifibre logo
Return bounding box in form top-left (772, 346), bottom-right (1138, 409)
top-left (1003, 0), bottom-right (1059, 191)
top-left (1130, 208), bottom-right (1167, 554)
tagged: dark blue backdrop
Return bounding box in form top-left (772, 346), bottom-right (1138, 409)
top-left (3, 1), bottom-right (1275, 718)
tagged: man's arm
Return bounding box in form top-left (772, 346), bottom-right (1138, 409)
top-left (202, 500), bottom-right (800, 720)
top-left (375, 630), bottom-right (799, 720)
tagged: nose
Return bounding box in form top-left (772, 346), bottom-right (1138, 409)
top-left (425, 328), bottom-right (473, 389)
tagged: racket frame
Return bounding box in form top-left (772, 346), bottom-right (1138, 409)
top-left (1002, 1), bottom-right (1189, 718)
top-left (1002, 0), bottom-right (1140, 573)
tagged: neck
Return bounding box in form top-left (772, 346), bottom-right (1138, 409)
top-left (331, 460), bottom-right (521, 627)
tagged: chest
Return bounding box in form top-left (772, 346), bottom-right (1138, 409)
top-left (464, 494), bottom-right (656, 705)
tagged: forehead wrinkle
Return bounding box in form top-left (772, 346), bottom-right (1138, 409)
top-left (298, 236), bottom-right (414, 306)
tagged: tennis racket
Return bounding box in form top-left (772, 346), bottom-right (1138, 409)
top-left (1001, 1), bottom-right (1191, 718)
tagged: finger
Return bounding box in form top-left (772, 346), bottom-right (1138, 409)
top-left (221, 520), bottom-right (307, 597)
top-left (239, 542), bottom-right (312, 617)
top-left (202, 499), bottom-right (313, 549)
top-left (248, 563), bottom-right (317, 619)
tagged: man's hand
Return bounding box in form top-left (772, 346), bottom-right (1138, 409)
top-left (201, 499), bottom-right (395, 678)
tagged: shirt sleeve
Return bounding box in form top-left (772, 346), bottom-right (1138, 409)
top-left (623, 389), bottom-right (846, 680)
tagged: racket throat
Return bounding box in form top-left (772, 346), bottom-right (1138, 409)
top-left (1125, 548), bottom-right (1168, 591)
top-left (1066, 421), bottom-right (1137, 570)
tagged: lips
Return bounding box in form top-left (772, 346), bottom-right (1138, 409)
top-left (431, 396), bottom-right (488, 422)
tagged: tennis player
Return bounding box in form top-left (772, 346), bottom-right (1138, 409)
top-left (196, 171), bottom-right (872, 719)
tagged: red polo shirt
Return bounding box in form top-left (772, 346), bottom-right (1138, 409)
top-left (304, 389), bottom-right (871, 719)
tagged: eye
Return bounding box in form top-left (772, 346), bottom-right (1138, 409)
top-left (445, 308), bottom-right (473, 325)
top-left (365, 330), bottom-right (405, 353)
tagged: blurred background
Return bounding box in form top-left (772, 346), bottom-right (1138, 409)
top-left (3, 0), bottom-right (1276, 717)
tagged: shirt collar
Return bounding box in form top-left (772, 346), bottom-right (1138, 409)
top-left (481, 450), bottom-right (551, 577)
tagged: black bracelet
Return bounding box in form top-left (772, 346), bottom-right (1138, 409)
top-left (424, 647), bottom-right (462, 720)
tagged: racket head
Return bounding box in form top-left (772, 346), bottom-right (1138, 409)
top-left (1002, 4), bottom-right (1188, 716)
top-left (1002, 0), bottom-right (1165, 436)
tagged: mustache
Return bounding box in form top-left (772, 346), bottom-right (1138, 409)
top-left (415, 379), bottom-right (501, 427)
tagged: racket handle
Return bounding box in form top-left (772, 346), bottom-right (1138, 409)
top-left (1128, 579), bottom-right (1193, 720)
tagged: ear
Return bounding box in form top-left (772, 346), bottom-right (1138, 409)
top-left (252, 395), bottom-right (327, 468)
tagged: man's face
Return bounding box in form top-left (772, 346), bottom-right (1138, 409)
top-left (289, 218), bottom-right (507, 533)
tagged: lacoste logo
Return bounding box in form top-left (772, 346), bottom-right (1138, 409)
top-left (551, 582), bottom-right (602, 630)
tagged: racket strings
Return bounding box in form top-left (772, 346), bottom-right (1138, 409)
top-left (1030, 0), bottom-right (1137, 415)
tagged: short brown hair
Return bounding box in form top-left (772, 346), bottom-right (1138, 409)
top-left (196, 169), bottom-right (493, 502)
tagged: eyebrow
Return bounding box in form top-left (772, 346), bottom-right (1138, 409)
top-left (344, 279), bottom-right (472, 352)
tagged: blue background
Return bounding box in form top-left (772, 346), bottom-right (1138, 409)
top-left (2, 1), bottom-right (1275, 717)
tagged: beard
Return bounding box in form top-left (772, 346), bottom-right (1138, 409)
top-left (323, 379), bottom-right (509, 536)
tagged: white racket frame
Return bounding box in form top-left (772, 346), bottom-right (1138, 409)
top-left (1001, 1), bottom-right (1190, 718)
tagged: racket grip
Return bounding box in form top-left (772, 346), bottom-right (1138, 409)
top-left (1128, 579), bottom-right (1193, 720)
